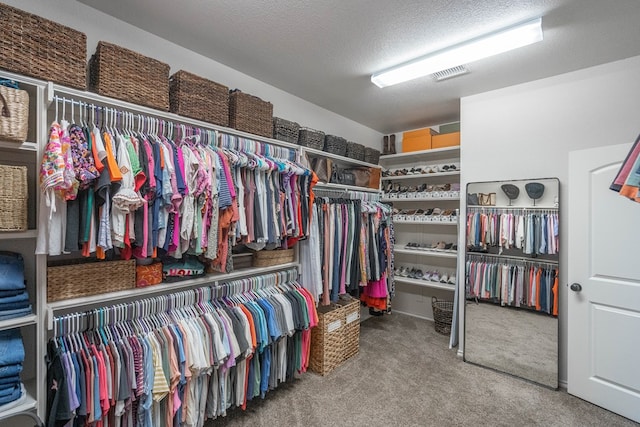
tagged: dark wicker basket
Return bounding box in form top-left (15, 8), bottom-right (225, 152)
top-left (0, 3), bottom-right (86, 89)
top-left (169, 70), bottom-right (229, 126)
top-left (346, 141), bottom-right (365, 161)
top-left (364, 147), bottom-right (381, 165)
top-left (324, 135), bottom-right (347, 157)
top-left (298, 128), bottom-right (325, 150)
top-left (229, 90), bottom-right (273, 138)
top-left (272, 117), bottom-right (300, 143)
top-left (432, 297), bottom-right (454, 335)
top-left (89, 41), bottom-right (170, 111)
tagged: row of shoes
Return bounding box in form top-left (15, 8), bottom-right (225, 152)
top-left (393, 207), bottom-right (458, 223)
top-left (404, 241), bottom-right (457, 252)
top-left (385, 183), bottom-right (460, 199)
top-left (382, 163), bottom-right (460, 177)
top-left (394, 265), bottom-right (456, 284)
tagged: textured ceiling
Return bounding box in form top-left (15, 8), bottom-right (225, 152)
top-left (77, 0), bottom-right (640, 133)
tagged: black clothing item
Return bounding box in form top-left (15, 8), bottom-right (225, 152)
top-left (46, 340), bottom-right (72, 427)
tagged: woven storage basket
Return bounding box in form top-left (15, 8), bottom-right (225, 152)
top-left (345, 141), bottom-right (365, 161)
top-left (229, 90), bottom-right (273, 138)
top-left (0, 165), bottom-right (27, 231)
top-left (432, 297), bottom-right (454, 335)
top-left (89, 41), bottom-right (170, 111)
top-left (272, 117), bottom-right (300, 144)
top-left (364, 147), bottom-right (381, 165)
top-left (309, 304), bottom-right (344, 376)
top-left (324, 135), bottom-right (347, 157)
top-left (337, 295), bottom-right (360, 361)
top-left (297, 128), bottom-right (325, 150)
top-left (0, 3), bottom-right (86, 89)
top-left (169, 70), bottom-right (229, 126)
top-left (47, 259), bottom-right (136, 302)
top-left (251, 248), bottom-right (294, 268)
top-left (0, 86), bottom-right (28, 143)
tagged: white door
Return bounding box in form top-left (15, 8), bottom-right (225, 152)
top-left (568, 143), bottom-right (640, 422)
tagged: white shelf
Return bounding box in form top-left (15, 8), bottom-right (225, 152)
top-left (394, 276), bottom-right (455, 291)
top-left (47, 262), bottom-right (299, 313)
top-left (0, 380), bottom-right (37, 422)
top-left (393, 220), bottom-right (457, 226)
top-left (315, 182), bottom-right (381, 193)
top-left (382, 171), bottom-right (460, 181)
top-left (379, 146), bottom-right (460, 163)
top-left (0, 314), bottom-right (37, 332)
top-left (0, 230), bottom-right (38, 240)
top-left (0, 140), bottom-right (38, 152)
top-left (394, 248), bottom-right (457, 259)
top-left (302, 146), bottom-right (381, 168)
top-left (383, 196), bottom-right (460, 202)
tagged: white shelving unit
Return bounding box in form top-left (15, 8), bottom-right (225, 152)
top-left (380, 146), bottom-right (460, 319)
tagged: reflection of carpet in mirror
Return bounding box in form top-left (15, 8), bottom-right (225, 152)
top-left (465, 301), bottom-right (558, 388)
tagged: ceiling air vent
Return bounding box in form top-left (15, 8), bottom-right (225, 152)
top-left (431, 65), bottom-right (469, 82)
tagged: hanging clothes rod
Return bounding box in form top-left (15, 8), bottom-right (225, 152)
top-left (53, 268), bottom-right (299, 337)
top-left (467, 205), bottom-right (559, 212)
top-left (219, 132), bottom-right (297, 162)
top-left (466, 252), bottom-right (559, 266)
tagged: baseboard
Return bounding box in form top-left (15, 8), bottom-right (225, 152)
top-left (392, 309), bottom-right (434, 322)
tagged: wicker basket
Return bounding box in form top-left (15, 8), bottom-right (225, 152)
top-left (47, 259), bottom-right (136, 302)
top-left (0, 3), bottom-right (87, 89)
top-left (0, 86), bottom-right (29, 143)
top-left (432, 297), bottom-right (454, 335)
top-left (272, 117), bottom-right (300, 144)
top-left (297, 128), bottom-right (325, 150)
top-left (169, 70), bottom-right (229, 126)
top-left (0, 165), bottom-right (27, 231)
top-left (229, 90), bottom-right (273, 138)
top-left (337, 295), bottom-right (360, 361)
top-left (309, 304), bottom-right (344, 375)
top-left (251, 248), bottom-right (294, 268)
top-left (89, 41), bottom-right (170, 111)
top-left (324, 135), bottom-right (347, 157)
top-left (345, 141), bottom-right (365, 161)
top-left (364, 147), bottom-right (381, 165)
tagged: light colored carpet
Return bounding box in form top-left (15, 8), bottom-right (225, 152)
top-left (208, 313), bottom-right (637, 427)
top-left (465, 300), bottom-right (558, 388)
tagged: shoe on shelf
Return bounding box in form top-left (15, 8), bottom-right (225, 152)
top-left (414, 269), bottom-right (424, 279)
top-left (448, 274), bottom-right (456, 285)
top-left (440, 273), bottom-right (449, 283)
top-left (430, 271), bottom-right (441, 282)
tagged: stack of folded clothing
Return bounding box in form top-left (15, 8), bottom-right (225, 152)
top-left (0, 329), bottom-right (25, 406)
top-left (0, 252), bottom-right (32, 320)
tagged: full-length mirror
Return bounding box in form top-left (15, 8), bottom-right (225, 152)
top-left (464, 178), bottom-right (559, 388)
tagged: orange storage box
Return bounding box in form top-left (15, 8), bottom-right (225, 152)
top-left (432, 131), bottom-right (460, 149)
top-left (401, 128), bottom-right (438, 152)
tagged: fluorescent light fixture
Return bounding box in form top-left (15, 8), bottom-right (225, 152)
top-left (371, 17), bottom-right (543, 88)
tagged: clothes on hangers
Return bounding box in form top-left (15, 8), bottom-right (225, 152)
top-left (466, 210), bottom-right (559, 255)
top-left (466, 257), bottom-right (558, 315)
top-left (610, 135), bottom-right (640, 202)
top-left (46, 278), bottom-right (318, 427)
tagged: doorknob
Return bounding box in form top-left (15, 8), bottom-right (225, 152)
top-left (570, 283), bottom-right (582, 292)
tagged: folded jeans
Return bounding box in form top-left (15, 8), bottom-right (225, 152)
top-left (0, 374), bottom-right (20, 386)
top-left (0, 330), bottom-right (25, 365)
top-left (0, 291), bottom-right (28, 305)
top-left (0, 252), bottom-right (26, 291)
top-left (0, 307), bottom-right (32, 321)
top-left (0, 383), bottom-right (22, 406)
top-left (0, 363), bottom-right (22, 379)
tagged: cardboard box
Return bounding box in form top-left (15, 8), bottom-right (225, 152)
top-left (432, 131), bottom-right (460, 149)
top-left (401, 128), bottom-right (438, 152)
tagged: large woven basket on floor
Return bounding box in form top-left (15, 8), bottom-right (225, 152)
top-left (272, 117), bottom-right (300, 144)
top-left (310, 304), bottom-right (344, 375)
top-left (229, 90), bottom-right (273, 138)
top-left (89, 41), bottom-right (170, 111)
top-left (0, 3), bottom-right (87, 89)
top-left (0, 86), bottom-right (29, 143)
top-left (432, 297), bottom-right (454, 335)
top-left (47, 259), bottom-right (136, 302)
top-left (297, 128), bottom-right (325, 150)
top-left (169, 70), bottom-right (229, 126)
top-left (337, 295), bottom-right (360, 361)
top-left (251, 248), bottom-right (294, 268)
top-left (0, 165), bottom-right (27, 232)
top-left (324, 135), bottom-right (347, 157)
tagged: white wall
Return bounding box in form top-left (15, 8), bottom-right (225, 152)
top-left (459, 54), bottom-right (640, 384)
top-left (5, 0), bottom-right (382, 147)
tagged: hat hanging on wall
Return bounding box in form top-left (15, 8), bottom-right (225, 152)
top-left (501, 184), bottom-right (520, 206)
top-left (525, 182), bottom-right (545, 206)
